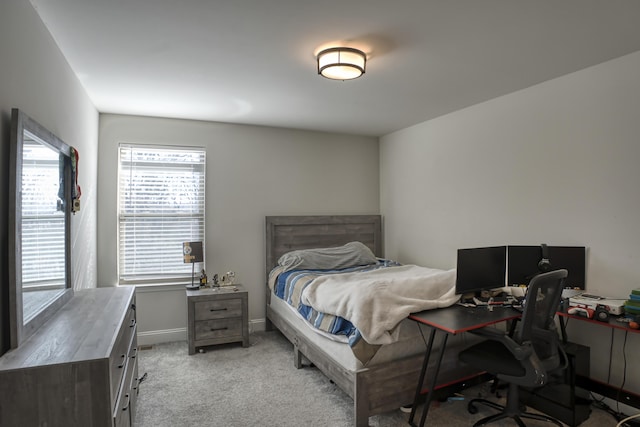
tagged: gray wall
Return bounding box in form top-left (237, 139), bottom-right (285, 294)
top-left (97, 114), bottom-right (379, 344)
top-left (5, 0), bottom-right (638, 406)
top-left (380, 50), bottom-right (640, 403)
top-left (0, 0), bottom-right (98, 353)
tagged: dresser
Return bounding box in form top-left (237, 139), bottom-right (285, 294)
top-left (186, 285), bottom-right (249, 354)
top-left (0, 287), bottom-right (139, 427)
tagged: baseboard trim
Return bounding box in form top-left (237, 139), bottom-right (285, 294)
top-left (137, 328), bottom-right (187, 346)
top-left (250, 318), bottom-right (266, 333)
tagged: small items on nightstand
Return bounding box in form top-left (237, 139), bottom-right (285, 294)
top-left (219, 271), bottom-right (236, 286)
top-left (200, 269), bottom-right (208, 286)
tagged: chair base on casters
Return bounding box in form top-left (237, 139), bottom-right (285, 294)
top-left (467, 384), bottom-right (563, 427)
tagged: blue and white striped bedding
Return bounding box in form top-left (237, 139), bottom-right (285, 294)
top-left (269, 259), bottom-right (400, 345)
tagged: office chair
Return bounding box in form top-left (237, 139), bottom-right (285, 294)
top-left (458, 269), bottom-right (568, 426)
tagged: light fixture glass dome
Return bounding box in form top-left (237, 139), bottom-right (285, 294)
top-left (317, 47), bottom-right (366, 80)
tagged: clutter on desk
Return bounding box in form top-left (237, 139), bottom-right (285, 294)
top-left (458, 289), bottom-right (524, 311)
top-left (569, 293), bottom-right (625, 316)
top-left (625, 288), bottom-right (640, 317)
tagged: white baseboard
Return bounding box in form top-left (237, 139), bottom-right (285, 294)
top-left (137, 328), bottom-right (187, 346)
top-left (137, 319), bottom-right (267, 346)
top-left (250, 318), bottom-right (266, 333)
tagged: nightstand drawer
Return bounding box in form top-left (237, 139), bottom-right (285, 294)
top-left (195, 318), bottom-right (243, 340)
top-left (195, 298), bottom-right (242, 320)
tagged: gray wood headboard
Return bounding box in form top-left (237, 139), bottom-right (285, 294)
top-left (265, 215), bottom-right (382, 277)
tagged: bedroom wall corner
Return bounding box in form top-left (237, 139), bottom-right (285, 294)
top-left (379, 49), bottom-right (640, 403)
top-left (0, 0), bottom-right (99, 354)
top-left (97, 114), bottom-right (379, 341)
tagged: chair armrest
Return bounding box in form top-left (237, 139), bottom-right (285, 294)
top-left (470, 327), bottom-right (548, 387)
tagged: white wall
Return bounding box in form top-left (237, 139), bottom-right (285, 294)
top-left (380, 50), bottom-right (640, 399)
top-left (97, 114), bottom-right (379, 343)
top-left (0, 0), bottom-right (98, 351)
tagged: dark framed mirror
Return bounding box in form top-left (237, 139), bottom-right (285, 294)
top-left (8, 109), bottom-right (73, 348)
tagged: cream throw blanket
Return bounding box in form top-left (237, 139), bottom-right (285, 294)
top-left (300, 265), bottom-right (459, 346)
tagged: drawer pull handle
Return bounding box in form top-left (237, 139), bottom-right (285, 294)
top-left (210, 327), bottom-right (228, 332)
top-left (122, 394), bottom-right (130, 411)
top-left (210, 308), bottom-right (228, 312)
top-left (130, 318), bottom-right (136, 328)
top-left (118, 354), bottom-right (127, 368)
top-left (131, 347), bottom-right (138, 359)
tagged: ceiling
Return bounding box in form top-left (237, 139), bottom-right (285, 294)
top-left (30, 0), bottom-right (640, 137)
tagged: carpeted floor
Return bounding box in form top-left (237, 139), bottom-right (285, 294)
top-left (135, 331), bottom-right (616, 426)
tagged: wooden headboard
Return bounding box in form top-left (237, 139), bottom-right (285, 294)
top-left (265, 215), bottom-right (382, 277)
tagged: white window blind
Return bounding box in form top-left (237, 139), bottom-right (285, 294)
top-left (118, 144), bottom-right (205, 285)
top-left (22, 138), bottom-right (66, 289)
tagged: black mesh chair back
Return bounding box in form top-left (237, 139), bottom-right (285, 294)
top-left (457, 269), bottom-right (568, 426)
top-left (516, 269), bottom-right (567, 377)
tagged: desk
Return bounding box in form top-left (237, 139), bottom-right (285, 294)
top-left (558, 308), bottom-right (640, 341)
top-left (408, 304), bottom-right (521, 427)
top-left (557, 308), bottom-right (640, 409)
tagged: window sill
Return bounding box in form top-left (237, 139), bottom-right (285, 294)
top-left (123, 282), bottom-right (190, 293)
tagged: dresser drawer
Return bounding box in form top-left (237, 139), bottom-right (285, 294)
top-left (195, 298), bottom-right (242, 320)
top-left (0, 287), bottom-right (138, 427)
top-left (114, 329), bottom-right (138, 427)
top-left (109, 299), bottom-right (137, 406)
top-left (195, 318), bottom-right (243, 341)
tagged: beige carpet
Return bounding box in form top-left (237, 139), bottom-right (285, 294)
top-left (135, 331), bottom-right (617, 426)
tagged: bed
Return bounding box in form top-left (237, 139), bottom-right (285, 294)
top-left (265, 215), bottom-right (483, 426)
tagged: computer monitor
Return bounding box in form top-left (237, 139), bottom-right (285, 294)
top-left (507, 245), bottom-right (586, 289)
top-left (455, 246), bottom-right (507, 295)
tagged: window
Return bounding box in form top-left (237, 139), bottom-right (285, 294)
top-left (118, 144), bottom-right (205, 285)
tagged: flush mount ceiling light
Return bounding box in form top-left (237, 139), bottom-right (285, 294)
top-left (317, 47), bottom-right (366, 80)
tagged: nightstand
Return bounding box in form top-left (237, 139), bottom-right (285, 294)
top-left (186, 285), bottom-right (249, 355)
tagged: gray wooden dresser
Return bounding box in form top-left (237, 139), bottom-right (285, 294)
top-left (0, 286), bottom-right (139, 427)
top-left (186, 285), bottom-right (249, 354)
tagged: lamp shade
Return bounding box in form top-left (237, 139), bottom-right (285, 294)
top-left (317, 47), bottom-right (366, 80)
top-left (183, 241), bottom-right (203, 264)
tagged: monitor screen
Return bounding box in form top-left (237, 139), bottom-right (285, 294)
top-left (507, 245), bottom-right (586, 289)
top-left (455, 246), bottom-right (507, 295)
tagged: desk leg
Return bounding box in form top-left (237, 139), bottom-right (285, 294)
top-left (409, 328), bottom-right (449, 427)
top-left (409, 327), bottom-right (436, 425)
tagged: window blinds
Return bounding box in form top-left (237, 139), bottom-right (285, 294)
top-left (21, 140), bottom-right (66, 288)
top-left (118, 144), bottom-right (206, 285)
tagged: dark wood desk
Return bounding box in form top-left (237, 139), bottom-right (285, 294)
top-left (407, 304), bottom-right (521, 427)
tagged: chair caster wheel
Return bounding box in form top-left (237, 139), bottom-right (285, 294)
top-left (468, 402), bottom-right (478, 414)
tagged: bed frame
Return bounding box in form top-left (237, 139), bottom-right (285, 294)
top-left (265, 215), bottom-right (476, 426)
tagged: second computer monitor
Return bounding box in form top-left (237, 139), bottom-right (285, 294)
top-left (456, 246), bottom-right (507, 295)
top-left (507, 245), bottom-right (586, 289)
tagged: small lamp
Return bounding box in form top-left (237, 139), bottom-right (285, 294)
top-left (183, 241), bottom-right (203, 289)
top-left (317, 47), bottom-right (366, 80)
